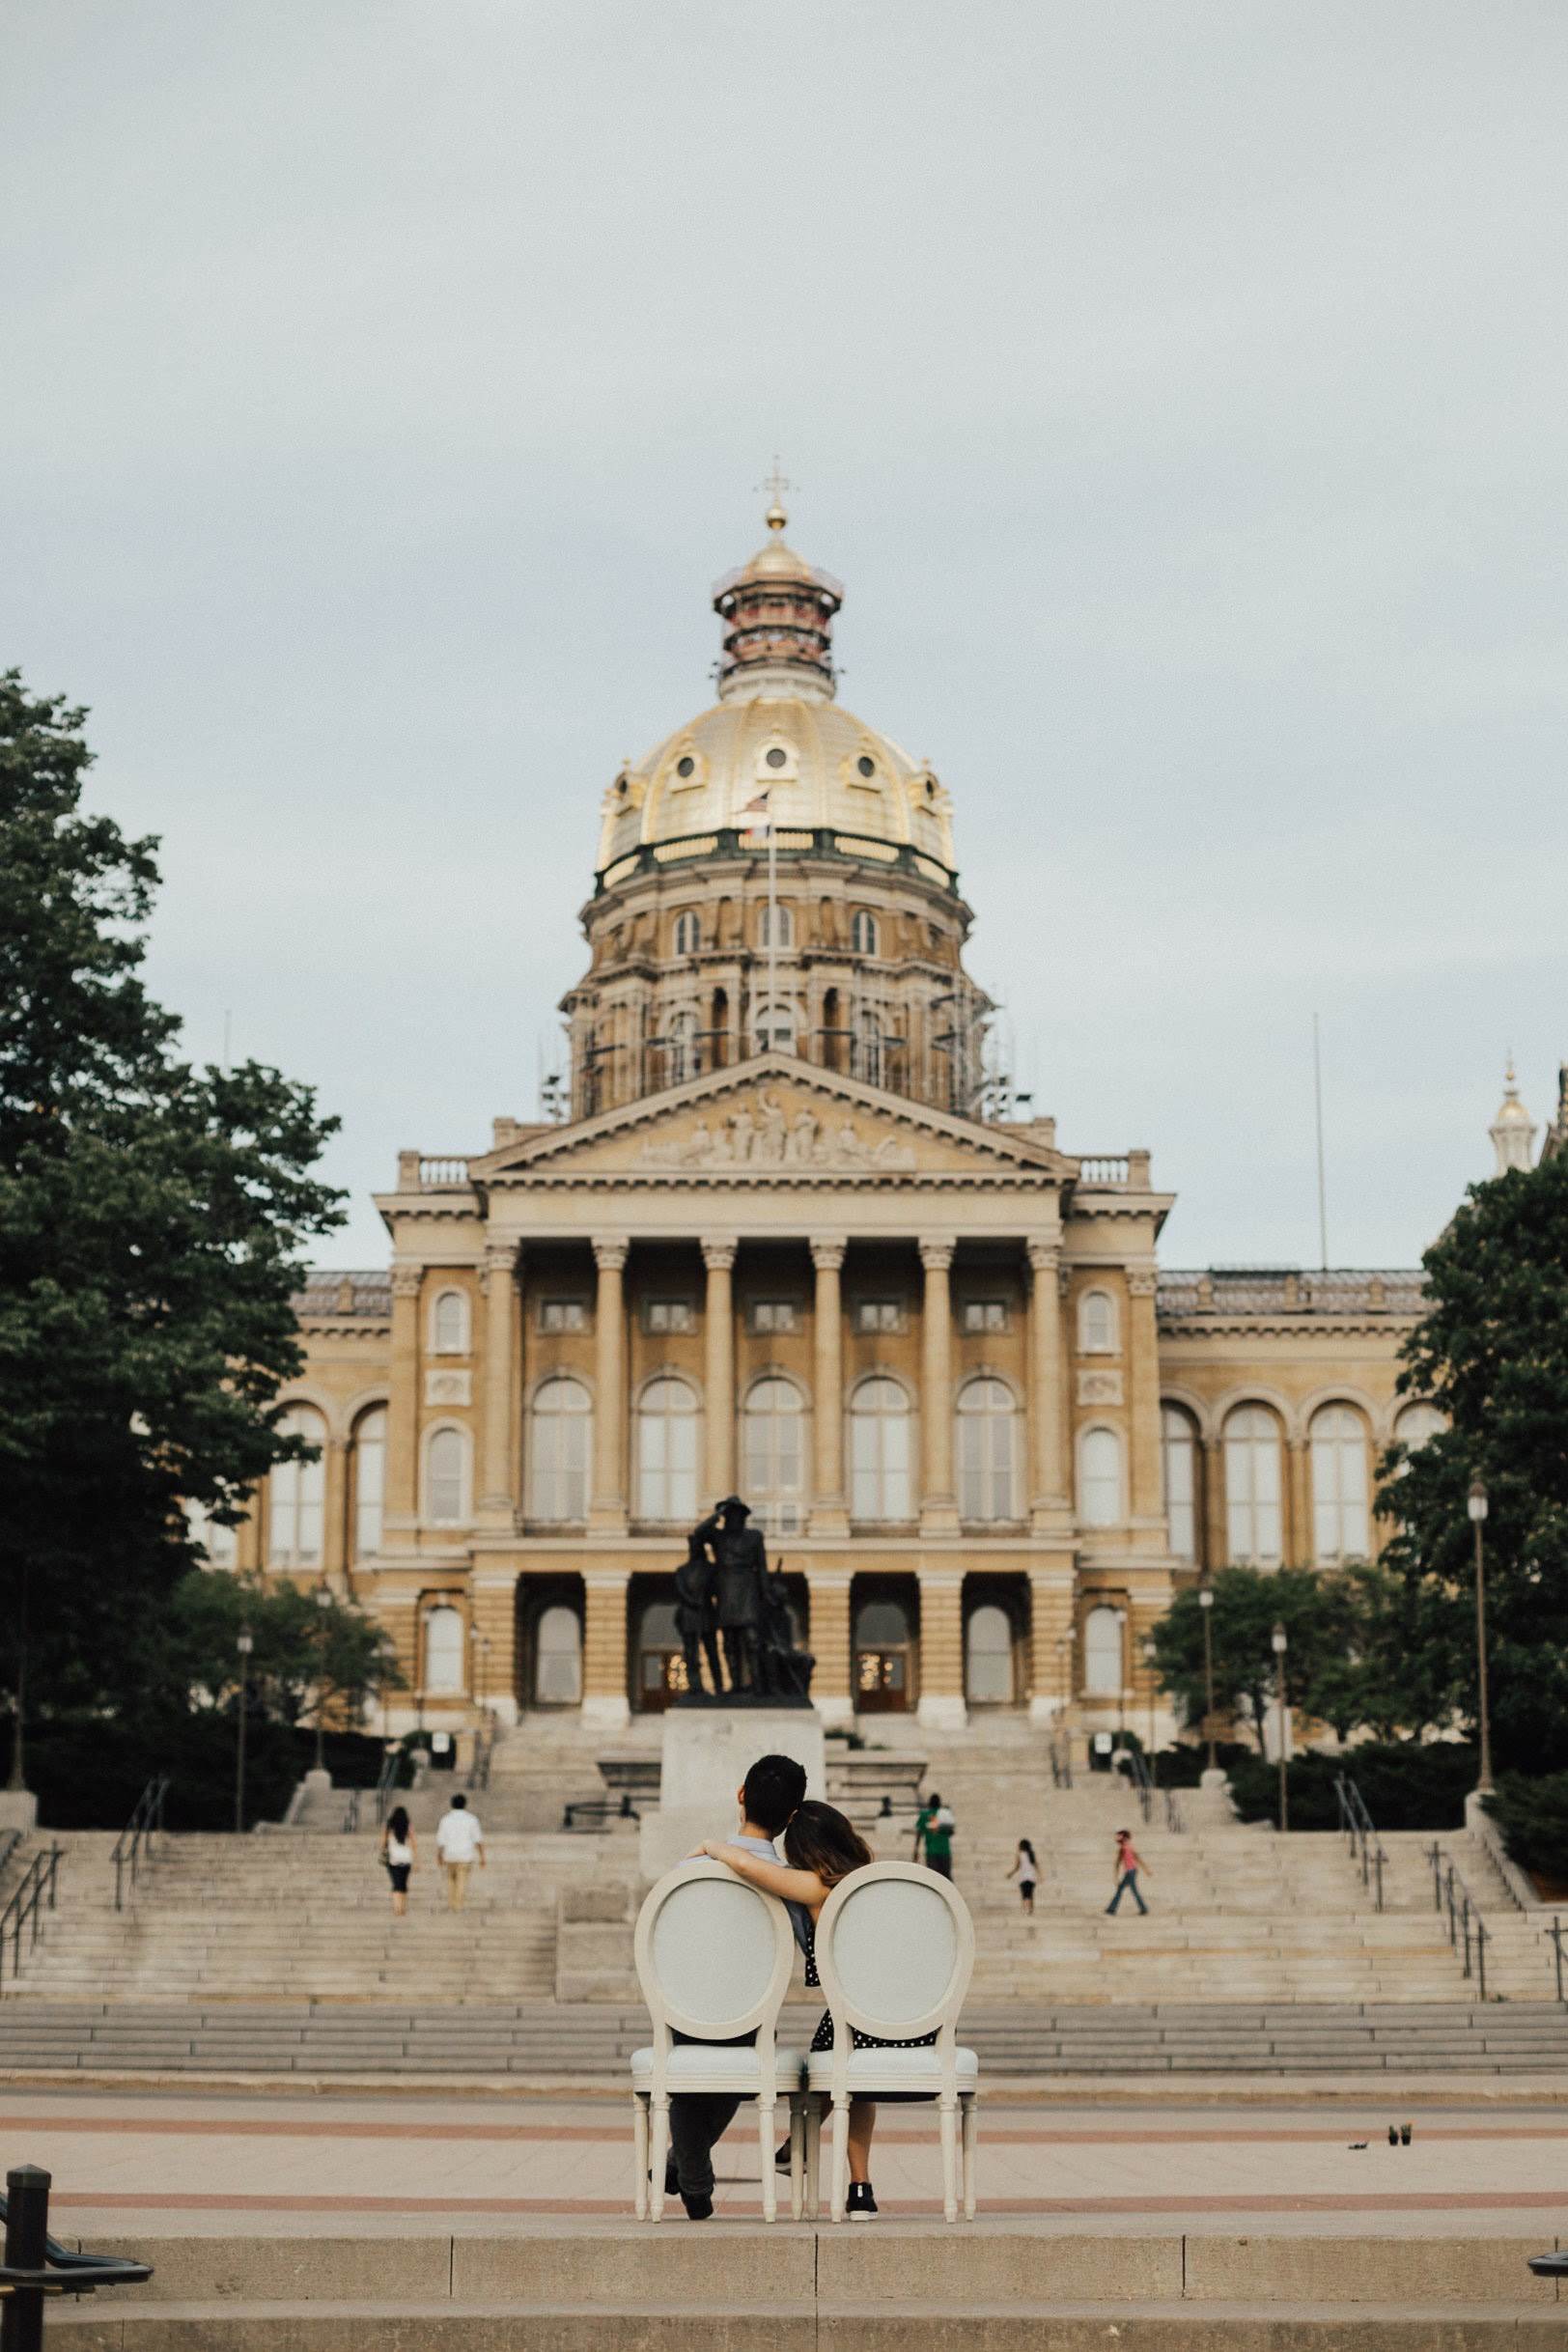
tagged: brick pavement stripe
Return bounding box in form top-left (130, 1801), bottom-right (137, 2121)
top-left (45, 2191), bottom-right (1568, 2216)
top-left (12, 2113), bottom-right (1568, 2144)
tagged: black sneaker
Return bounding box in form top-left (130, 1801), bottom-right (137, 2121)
top-left (663, 2157), bottom-right (680, 2197)
top-left (681, 2189), bottom-right (714, 2221)
top-left (846, 2181), bottom-right (878, 2222)
top-left (774, 2138), bottom-right (793, 2171)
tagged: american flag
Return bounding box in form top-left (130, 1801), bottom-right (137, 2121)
top-left (739, 790), bottom-right (771, 840)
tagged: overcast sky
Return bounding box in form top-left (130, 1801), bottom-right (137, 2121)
top-left (5, 3), bottom-right (1565, 1269)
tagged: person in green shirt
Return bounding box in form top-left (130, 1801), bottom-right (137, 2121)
top-left (912, 1793), bottom-right (955, 1880)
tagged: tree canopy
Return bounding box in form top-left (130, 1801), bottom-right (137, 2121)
top-left (0, 671), bottom-right (345, 1734)
top-left (1378, 1147), bottom-right (1568, 1774)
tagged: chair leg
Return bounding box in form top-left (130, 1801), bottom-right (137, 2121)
top-left (938, 2097), bottom-right (958, 2224)
top-left (759, 2095), bottom-right (777, 2223)
top-left (805, 2097), bottom-right (823, 2220)
top-left (649, 2097), bottom-right (671, 2224)
top-left (633, 2093), bottom-right (649, 2221)
top-left (961, 2094), bottom-right (977, 2220)
top-left (831, 2094), bottom-right (851, 2224)
top-left (789, 2099), bottom-right (806, 2222)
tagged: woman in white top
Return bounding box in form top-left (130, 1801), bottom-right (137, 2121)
top-left (379, 1806), bottom-right (416, 1917)
top-left (1007, 1837), bottom-right (1038, 1916)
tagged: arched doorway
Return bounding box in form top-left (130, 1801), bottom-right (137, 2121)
top-left (517, 1577), bottom-right (584, 1711)
top-left (853, 1578), bottom-right (919, 1715)
top-left (422, 1600), bottom-right (465, 1697)
top-left (964, 1577), bottom-right (1026, 1708)
top-left (630, 1577), bottom-right (685, 1713)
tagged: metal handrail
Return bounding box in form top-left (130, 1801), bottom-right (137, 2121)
top-left (372, 1750), bottom-right (400, 1829)
top-left (1123, 1744), bottom-right (1155, 1826)
top-left (468, 1712), bottom-right (497, 1794)
top-left (1426, 1841), bottom-right (1492, 2002)
top-left (1333, 1773), bottom-right (1386, 1912)
top-left (342, 1788), bottom-right (361, 1834)
top-left (0, 1851), bottom-right (63, 1993)
top-left (110, 1776), bottom-right (170, 1914)
top-left (0, 1830), bottom-right (22, 1889)
top-left (1163, 1787), bottom-right (1186, 1834)
top-left (2, 2163), bottom-right (152, 2346)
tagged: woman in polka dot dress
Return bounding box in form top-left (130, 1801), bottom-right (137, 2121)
top-left (697, 1799), bottom-right (936, 2220)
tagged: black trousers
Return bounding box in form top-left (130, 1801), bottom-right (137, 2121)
top-left (668, 2030), bottom-right (752, 2197)
top-left (720, 1626), bottom-right (756, 1692)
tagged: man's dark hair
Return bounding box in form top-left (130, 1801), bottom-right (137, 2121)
top-left (452, 1793), bottom-right (467, 1810)
top-left (927, 1792), bottom-right (942, 1807)
top-left (742, 1752), bottom-right (807, 1835)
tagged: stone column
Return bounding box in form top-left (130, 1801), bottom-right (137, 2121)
top-left (1204, 1437), bottom-right (1227, 1568)
top-left (916, 1570), bottom-right (966, 1729)
top-left (809, 1571), bottom-right (853, 1724)
top-left (810, 1238), bottom-right (849, 1537)
top-left (1287, 1438), bottom-right (1312, 1567)
top-left (479, 1241), bottom-right (519, 1520)
top-left (582, 1569), bottom-right (630, 1728)
top-left (384, 1266), bottom-right (422, 1543)
top-left (918, 1238), bottom-right (959, 1535)
top-left (702, 1237), bottom-right (737, 1502)
top-left (470, 1571), bottom-right (519, 1726)
top-left (1026, 1233), bottom-right (1068, 1530)
top-left (321, 1437), bottom-right (349, 1584)
top-left (589, 1237), bottom-right (629, 1534)
top-left (1127, 1264), bottom-right (1163, 1528)
top-left (1026, 1564), bottom-right (1077, 1723)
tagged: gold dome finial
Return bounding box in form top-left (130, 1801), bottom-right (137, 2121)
top-left (758, 455), bottom-right (792, 535)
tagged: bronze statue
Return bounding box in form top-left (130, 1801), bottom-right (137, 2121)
top-left (682, 1496), bottom-right (813, 1705)
top-left (673, 1531), bottom-right (723, 1698)
top-left (690, 1496), bottom-right (768, 1693)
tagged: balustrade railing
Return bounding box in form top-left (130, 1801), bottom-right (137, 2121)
top-left (0, 1851), bottom-right (63, 1993)
top-left (1426, 1842), bottom-right (1492, 2002)
top-left (1333, 1773), bottom-right (1386, 1911)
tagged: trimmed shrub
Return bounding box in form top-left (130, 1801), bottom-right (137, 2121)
top-left (24, 1713), bottom-right (390, 1832)
top-left (1224, 1741), bottom-right (1477, 1833)
top-left (1484, 1773), bottom-right (1568, 1882)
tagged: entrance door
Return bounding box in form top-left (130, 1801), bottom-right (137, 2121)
top-left (634, 1598), bottom-right (688, 1713)
top-left (854, 1594), bottom-right (915, 1714)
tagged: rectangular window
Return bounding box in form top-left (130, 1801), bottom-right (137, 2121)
top-left (855, 1300), bottom-right (904, 1334)
top-left (539, 1299), bottom-right (588, 1333)
top-left (645, 1299), bottom-right (696, 1334)
top-left (750, 1300), bottom-right (798, 1334)
top-left (962, 1300), bottom-right (1009, 1332)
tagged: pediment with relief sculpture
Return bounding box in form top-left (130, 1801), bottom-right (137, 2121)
top-left (472, 1058), bottom-right (1069, 1186)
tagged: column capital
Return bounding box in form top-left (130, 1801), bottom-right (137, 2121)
top-left (810, 1236), bottom-right (847, 1273)
top-left (484, 1239), bottom-right (518, 1276)
top-left (1127, 1266), bottom-right (1159, 1297)
top-left (592, 1235), bottom-right (630, 1272)
top-left (918, 1236), bottom-right (956, 1273)
top-left (700, 1236), bottom-right (738, 1273)
top-left (391, 1266), bottom-right (423, 1300)
top-left (1026, 1238), bottom-right (1060, 1276)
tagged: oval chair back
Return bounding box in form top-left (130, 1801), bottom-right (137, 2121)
top-left (632, 1859), bottom-right (797, 2101)
top-left (811, 1860), bottom-right (975, 2102)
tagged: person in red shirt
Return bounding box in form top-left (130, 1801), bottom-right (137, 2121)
top-left (1106, 1827), bottom-right (1150, 1916)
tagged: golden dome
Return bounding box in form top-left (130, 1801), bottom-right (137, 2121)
top-left (596, 694), bottom-right (957, 876)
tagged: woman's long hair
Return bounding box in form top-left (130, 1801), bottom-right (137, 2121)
top-left (386, 1806), bottom-right (410, 1843)
top-left (782, 1800), bottom-right (872, 1888)
top-left (1018, 1837), bottom-right (1037, 1865)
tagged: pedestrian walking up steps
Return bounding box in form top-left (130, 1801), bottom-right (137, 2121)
top-left (40, 2223), bottom-right (1568, 2348)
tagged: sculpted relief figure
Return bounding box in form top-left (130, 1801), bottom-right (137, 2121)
top-left (639, 1091), bottom-right (914, 1170)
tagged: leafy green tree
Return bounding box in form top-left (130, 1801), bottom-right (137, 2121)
top-left (1378, 1150), bottom-right (1568, 1774)
top-left (0, 672), bottom-right (345, 1750)
top-left (161, 1573), bottom-right (405, 1730)
top-left (1150, 1566), bottom-right (1330, 1751)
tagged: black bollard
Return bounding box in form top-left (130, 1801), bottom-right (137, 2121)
top-left (2, 2164), bottom-right (51, 2352)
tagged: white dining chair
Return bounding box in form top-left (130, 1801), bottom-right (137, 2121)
top-left (803, 1860), bottom-right (978, 2223)
top-left (630, 1858), bottom-right (809, 2222)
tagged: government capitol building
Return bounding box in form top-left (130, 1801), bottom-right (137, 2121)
top-left (204, 497), bottom-right (1546, 1750)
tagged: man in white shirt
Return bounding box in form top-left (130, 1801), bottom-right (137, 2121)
top-left (434, 1792), bottom-right (485, 1910)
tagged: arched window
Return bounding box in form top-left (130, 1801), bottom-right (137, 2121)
top-left (533, 1604), bottom-right (583, 1706)
top-left (432, 1288), bottom-right (468, 1356)
top-left (1078, 1426), bottom-right (1123, 1527)
top-left (1310, 1404), bottom-right (1369, 1563)
top-left (268, 1406), bottom-right (326, 1567)
top-left (665, 1009), bottom-right (698, 1084)
top-left (758, 901), bottom-right (794, 950)
top-left (1078, 1289), bottom-right (1117, 1355)
top-left (636, 1377), bottom-right (700, 1523)
top-left (426, 1426), bottom-right (468, 1526)
top-left (423, 1602), bottom-right (465, 1695)
top-left (966, 1602), bottom-right (1015, 1705)
top-left (956, 1377), bottom-right (1020, 1522)
top-left (1082, 1604), bottom-right (1124, 1696)
top-left (753, 1001), bottom-right (797, 1054)
top-left (1394, 1402), bottom-right (1444, 1455)
top-left (849, 1377), bottom-right (913, 1522)
top-left (854, 1592), bottom-right (915, 1712)
top-left (1224, 1405), bottom-right (1282, 1564)
top-left (854, 1009), bottom-right (883, 1086)
top-left (850, 910), bottom-right (879, 957)
top-left (742, 1377), bottom-right (806, 1533)
top-left (351, 1407), bottom-right (386, 1559)
top-left (673, 910), bottom-right (701, 957)
top-left (185, 1499), bottom-right (238, 1571)
top-left (529, 1376), bottom-right (592, 1523)
top-left (1161, 1405), bottom-right (1198, 1563)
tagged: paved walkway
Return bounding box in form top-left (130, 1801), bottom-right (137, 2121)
top-left (7, 2085), bottom-right (1568, 2234)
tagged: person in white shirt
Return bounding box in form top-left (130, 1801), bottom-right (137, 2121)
top-left (434, 1792), bottom-right (485, 1910)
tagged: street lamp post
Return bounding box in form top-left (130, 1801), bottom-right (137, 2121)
top-left (235, 1622), bottom-right (254, 1835)
top-left (313, 1585), bottom-right (333, 1774)
top-left (1197, 1574), bottom-right (1218, 1773)
top-left (1272, 1620), bottom-right (1289, 1834)
top-left (1114, 1607), bottom-right (1128, 1750)
top-left (1469, 1476), bottom-right (1494, 1795)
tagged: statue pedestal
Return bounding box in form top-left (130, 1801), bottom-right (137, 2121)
top-left (638, 1706), bottom-right (826, 1881)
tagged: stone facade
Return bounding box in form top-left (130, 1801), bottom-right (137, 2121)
top-left (225, 504), bottom-right (1432, 1742)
